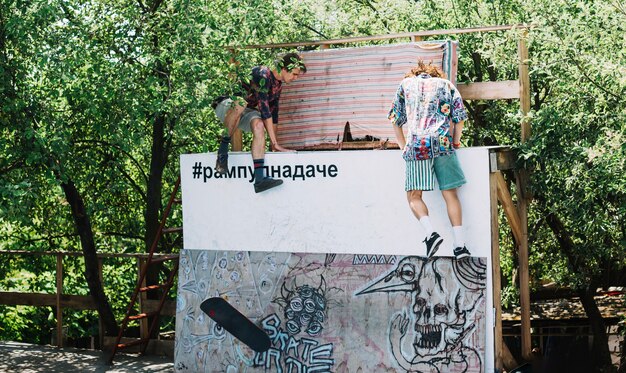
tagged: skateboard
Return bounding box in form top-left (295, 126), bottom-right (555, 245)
top-left (200, 297), bottom-right (271, 352)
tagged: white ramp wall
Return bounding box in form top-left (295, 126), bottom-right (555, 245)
top-left (176, 148), bottom-right (494, 372)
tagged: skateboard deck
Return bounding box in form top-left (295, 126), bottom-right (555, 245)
top-left (200, 297), bottom-right (271, 352)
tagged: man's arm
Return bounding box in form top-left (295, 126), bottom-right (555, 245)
top-left (263, 118), bottom-right (293, 152)
top-left (393, 125), bottom-right (406, 150)
top-left (452, 120), bottom-right (464, 148)
top-left (389, 83), bottom-right (407, 149)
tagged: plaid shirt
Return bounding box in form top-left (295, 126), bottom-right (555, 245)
top-left (242, 66), bottom-right (283, 123)
top-left (389, 74), bottom-right (468, 160)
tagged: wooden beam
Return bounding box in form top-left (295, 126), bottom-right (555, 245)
top-left (490, 172), bottom-right (504, 372)
top-left (103, 337), bottom-right (174, 357)
top-left (143, 299), bottom-right (176, 316)
top-left (293, 140), bottom-right (393, 151)
top-left (98, 258), bottom-right (105, 349)
top-left (517, 29), bottom-right (532, 361)
top-left (0, 292), bottom-right (98, 309)
top-left (137, 258), bottom-right (149, 341)
top-left (495, 172), bottom-right (524, 244)
top-left (502, 340), bottom-right (519, 370)
top-left (0, 250), bottom-right (179, 259)
top-left (228, 48), bottom-right (244, 152)
top-left (489, 148), bottom-right (516, 172)
top-left (516, 169), bottom-right (532, 361)
top-left (518, 30), bottom-right (531, 141)
top-left (56, 253), bottom-right (63, 348)
top-left (457, 80), bottom-right (520, 100)
top-left (233, 24), bottom-right (529, 50)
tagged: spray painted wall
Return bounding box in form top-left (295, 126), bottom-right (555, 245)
top-left (177, 148), bottom-right (494, 372)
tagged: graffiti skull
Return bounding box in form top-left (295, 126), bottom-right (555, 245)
top-left (356, 256), bottom-right (486, 371)
top-left (412, 259), bottom-right (470, 357)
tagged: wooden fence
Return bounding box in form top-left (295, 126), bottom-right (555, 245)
top-left (0, 250), bottom-right (177, 349)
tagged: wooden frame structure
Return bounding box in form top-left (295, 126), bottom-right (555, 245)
top-left (0, 250), bottom-right (176, 351)
top-left (229, 24), bottom-right (533, 370)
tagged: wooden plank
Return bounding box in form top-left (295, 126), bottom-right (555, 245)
top-left (98, 258), bottom-right (105, 349)
top-left (502, 340), bottom-right (519, 370)
top-left (293, 140), bottom-right (394, 151)
top-left (515, 169), bottom-right (532, 361)
top-left (143, 299), bottom-right (176, 316)
top-left (490, 172), bottom-right (504, 371)
top-left (495, 172), bottom-right (523, 244)
top-left (517, 30), bottom-right (532, 361)
top-left (518, 30), bottom-right (531, 141)
top-left (0, 292), bottom-right (98, 309)
top-left (56, 253), bottom-right (63, 348)
top-left (489, 147), bottom-right (516, 172)
top-left (457, 80), bottom-right (520, 100)
top-left (103, 337), bottom-right (174, 357)
top-left (0, 250), bottom-right (180, 259)
top-left (236, 24), bottom-right (528, 49)
top-left (137, 258), bottom-right (149, 342)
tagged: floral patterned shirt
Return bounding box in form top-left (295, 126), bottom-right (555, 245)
top-left (388, 73), bottom-right (468, 160)
top-left (242, 66), bottom-right (283, 123)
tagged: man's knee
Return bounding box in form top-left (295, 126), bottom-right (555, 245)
top-left (251, 119), bottom-right (265, 137)
top-left (441, 188), bottom-right (459, 200)
top-left (407, 190), bottom-right (423, 201)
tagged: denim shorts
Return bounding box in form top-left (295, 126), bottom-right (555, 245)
top-left (405, 152), bottom-right (466, 191)
top-left (214, 98), bottom-right (262, 132)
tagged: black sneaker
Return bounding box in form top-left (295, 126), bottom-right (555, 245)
top-left (453, 245), bottom-right (471, 260)
top-left (254, 177), bottom-right (283, 193)
top-left (424, 232), bottom-right (443, 258)
top-left (215, 152), bottom-right (228, 174)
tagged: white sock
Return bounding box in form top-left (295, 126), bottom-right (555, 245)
top-left (452, 226), bottom-right (465, 248)
top-left (419, 216), bottom-right (434, 237)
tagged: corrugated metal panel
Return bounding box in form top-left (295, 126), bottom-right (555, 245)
top-left (277, 41), bottom-right (459, 148)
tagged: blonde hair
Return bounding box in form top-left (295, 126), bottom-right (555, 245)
top-left (405, 60), bottom-right (446, 79)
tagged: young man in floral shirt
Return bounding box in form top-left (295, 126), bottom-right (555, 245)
top-left (388, 61), bottom-right (471, 259)
top-left (213, 53), bottom-right (306, 193)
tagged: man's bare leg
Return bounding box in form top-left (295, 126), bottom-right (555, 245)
top-left (223, 102), bottom-right (245, 136)
top-left (407, 190), bottom-right (442, 257)
top-left (250, 118), bottom-right (265, 160)
top-left (441, 188), bottom-right (462, 226)
top-left (249, 118), bottom-right (282, 192)
top-left (216, 101), bottom-right (245, 173)
top-left (407, 190), bottom-right (429, 219)
top-left (441, 188), bottom-right (470, 258)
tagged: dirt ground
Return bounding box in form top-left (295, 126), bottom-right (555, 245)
top-left (0, 341), bottom-right (173, 373)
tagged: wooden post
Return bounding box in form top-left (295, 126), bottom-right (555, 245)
top-left (518, 30), bottom-right (531, 142)
top-left (56, 253), bottom-right (63, 348)
top-left (517, 29), bottom-right (532, 361)
top-left (411, 35), bottom-right (423, 42)
top-left (97, 258), bottom-right (104, 349)
top-left (138, 257), bottom-right (149, 341)
top-left (490, 172), bottom-right (503, 371)
top-left (228, 48), bottom-right (243, 152)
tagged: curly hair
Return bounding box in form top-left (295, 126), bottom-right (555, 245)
top-left (405, 60), bottom-right (446, 79)
top-left (276, 52), bottom-right (307, 73)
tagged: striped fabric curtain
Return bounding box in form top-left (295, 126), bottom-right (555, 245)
top-left (277, 41), bottom-right (459, 149)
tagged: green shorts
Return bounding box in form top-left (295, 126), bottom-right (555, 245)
top-left (405, 153), bottom-right (466, 191)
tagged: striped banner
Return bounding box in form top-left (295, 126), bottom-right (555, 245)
top-left (277, 41), bottom-right (459, 148)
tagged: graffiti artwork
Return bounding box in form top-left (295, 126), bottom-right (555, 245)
top-left (356, 256), bottom-right (487, 372)
top-left (175, 250), bottom-right (487, 372)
